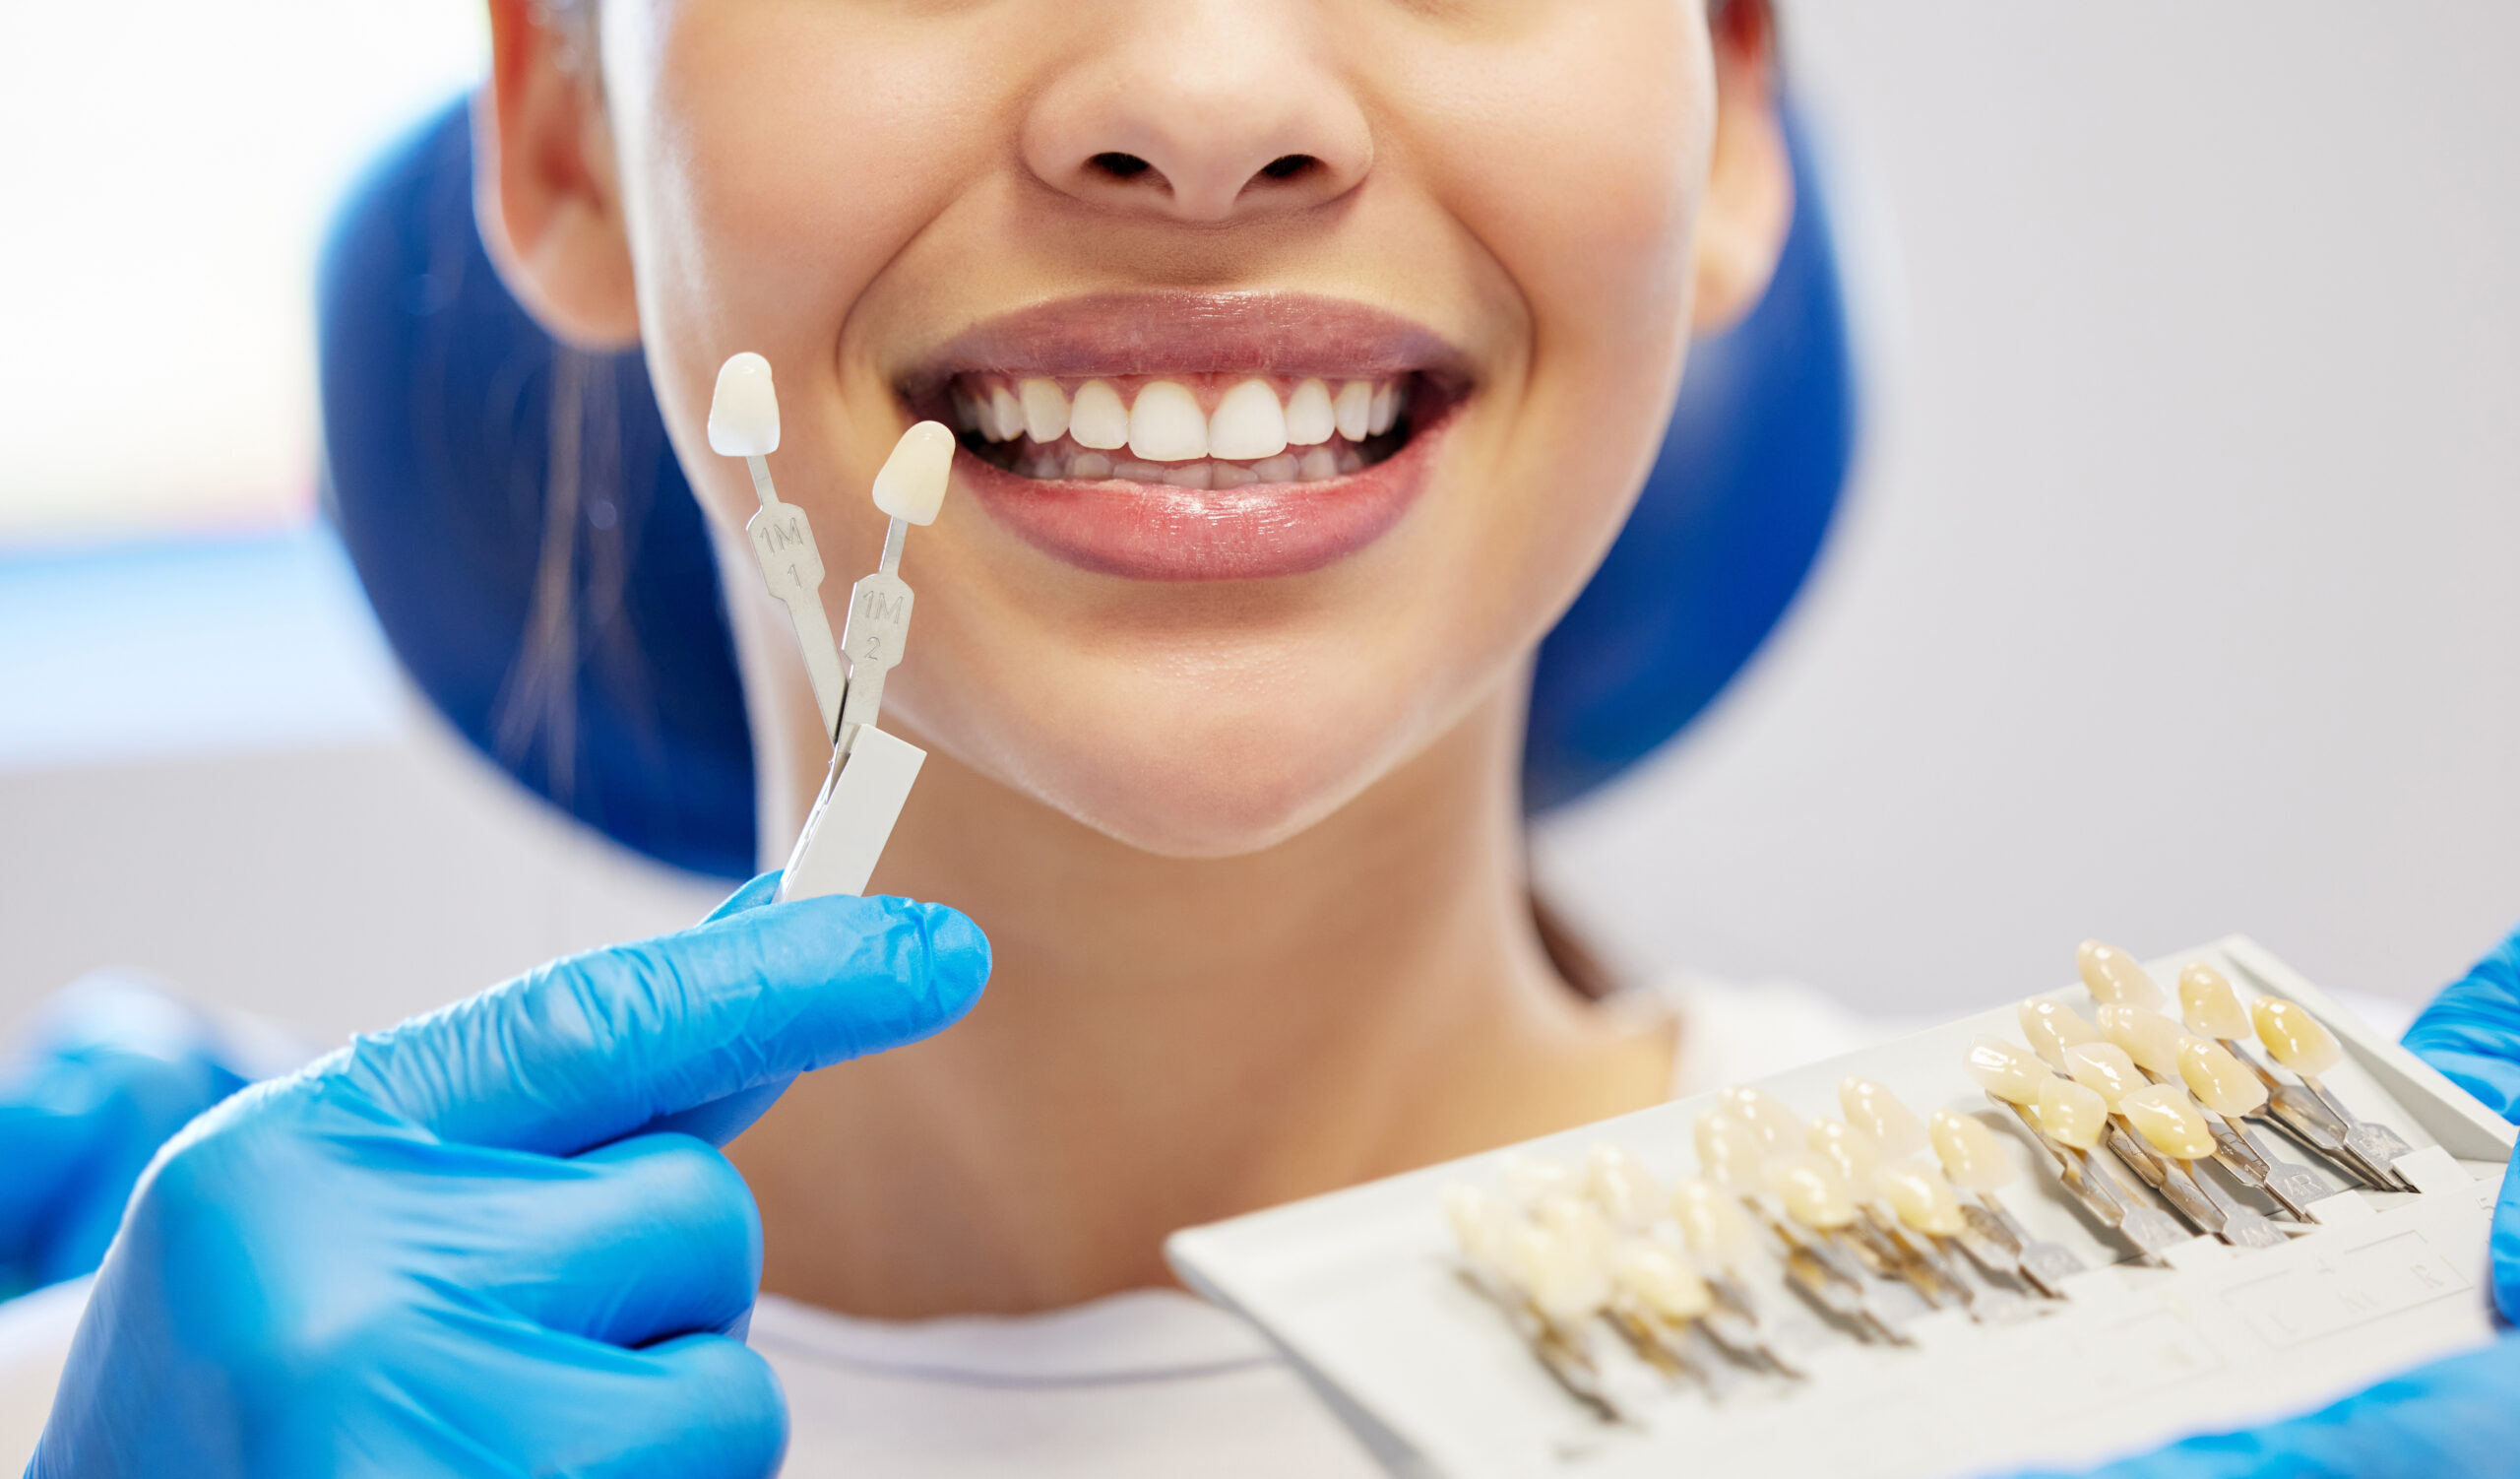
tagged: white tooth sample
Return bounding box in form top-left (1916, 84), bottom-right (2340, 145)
top-left (1719, 1085), bottom-right (1802, 1152)
top-left (1583, 1143), bottom-right (1663, 1232)
top-left (1839, 1076), bottom-right (1927, 1158)
top-left (1962, 1034), bottom-right (2048, 1106)
top-left (1875, 1161), bottom-right (1968, 1238)
top-left (871, 421), bottom-right (955, 525)
top-left (1067, 380), bottom-right (1129, 450)
top-left (2079, 939), bottom-right (2166, 1011)
top-left (985, 384), bottom-right (1024, 442)
top-left (2178, 962), bottom-right (2254, 1040)
top-left (1069, 451), bottom-right (1112, 480)
top-left (1211, 463), bottom-right (1258, 488)
top-left (2120, 1084), bottom-right (2220, 1161)
top-left (1018, 378), bottom-right (1070, 442)
top-left (1297, 446), bottom-right (1340, 481)
top-left (1671, 1179), bottom-right (1757, 1272)
top-left (1506, 1221), bottom-right (1610, 1323)
top-left (1764, 1153), bottom-right (1858, 1230)
top-left (2252, 998), bottom-right (2345, 1076)
top-left (1611, 1239), bottom-right (1713, 1321)
top-left (1368, 380), bottom-right (1398, 435)
top-left (1284, 378), bottom-right (1336, 445)
top-left (1691, 1110), bottom-right (1764, 1193)
top-left (2036, 1076), bottom-right (2110, 1150)
top-left (2063, 1041), bottom-right (2145, 1108)
top-left (1805, 1117), bottom-right (1881, 1187)
top-left (1127, 380), bottom-right (1209, 461)
top-left (2179, 1036), bottom-right (2271, 1117)
top-left (1929, 1110), bottom-right (2016, 1192)
top-left (1444, 1184), bottom-right (1509, 1273)
top-left (707, 353), bottom-right (780, 456)
top-left (2099, 1003), bottom-right (2187, 1078)
top-left (1334, 379), bottom-right (1374, 440)
top-left (1499, 1154), bottom-right (1576, 1207)
top-left (2019, 997), bottom-right (2105, 1070)
top-left (1208, 378), bottom-right (1290, 460)
top-left (1250, 454), bottom-right (1298, 482)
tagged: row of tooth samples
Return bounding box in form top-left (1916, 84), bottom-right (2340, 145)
top-left (954, 374), bottom-right (1408, 469)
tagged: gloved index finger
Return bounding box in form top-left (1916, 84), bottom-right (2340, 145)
top-left (328, 891), bottom-right (988, 1156)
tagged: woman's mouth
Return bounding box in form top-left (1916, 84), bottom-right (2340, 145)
top-left (899, 293), bottom-right (1468, 581)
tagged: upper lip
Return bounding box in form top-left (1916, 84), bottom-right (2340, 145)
top-left (894, 290), bottom-right (1474, 398)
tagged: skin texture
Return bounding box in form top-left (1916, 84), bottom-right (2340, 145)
top-left (480, 0), bottom-right (1790, 1317)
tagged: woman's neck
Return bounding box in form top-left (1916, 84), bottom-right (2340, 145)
top-left (728, 665), bottom-right (1675, 1319)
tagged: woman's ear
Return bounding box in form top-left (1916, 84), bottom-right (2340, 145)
top-left (1690, 0), bottom-right (1794, 337)
top-left (474, 0), bottom-right (641, 350)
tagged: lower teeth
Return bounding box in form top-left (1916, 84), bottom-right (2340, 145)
top-left (991, 435), bottom-right (1379, 486)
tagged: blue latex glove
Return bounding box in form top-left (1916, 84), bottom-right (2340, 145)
top-left (0, 977), bottom-right (263, 1297)
top-left (29, 873), bottom-right (989, 1479)
top-left (2025, 926), bottom-right (2520, 1478)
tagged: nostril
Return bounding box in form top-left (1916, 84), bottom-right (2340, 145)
top-left (1089, 152), bottom-right (1155, 181)
top-left (1258, 155), bottom-right (1316, 181)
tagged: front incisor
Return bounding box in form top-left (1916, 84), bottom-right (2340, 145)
top-left (2178, 1035), bottom-right (2270, 1117)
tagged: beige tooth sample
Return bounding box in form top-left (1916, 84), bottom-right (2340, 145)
top-left (1806, 1118), bottom-right (1882, 1187)
top-left (2120, 1084), bottom-right (2221, 1161)
top-left (2253, 998), bottom-right (2344, 1076)
top-left (1693, 1110), bottom-right (1765, 1192)
top-left (1208, 378), bottom-right (1290, 460)
top-left (1284, 378), bottom-right (1336, 446)
top-left (1582, 1143), bottom-right (1662, 1232)
top-left (1017, 378), bottom-right (1069, 442)
top-left (2099, 1003), bottom-right (2187, 1077)
top-left (2063, 1042), bottom-right (2146, 1108)
top-left (1839, 1075), bottom-right (1927, 1157)
top-left (2020, 997), bottom-right (2105, 1070)
top-left (1334, 379), bottom-right (1375, 440)
top-left (2035, 1076), bottom-right (2111, 1150)
top-left (1068, 380), bottom-right (1129, 450)
top-left (1670, 1178), bottom-right (1758, 1272)
top-left (1610, 1239), bottom-right (1713, 1322)
top-left (2079, 939), bottom-right (2166, 1010)
top-left (1874, 1161), bottom-right (1969, 1238)
top-left (1127, 380), bottom-right (1209, 461)
top-left (2178, 963), bottom-right (2254, 1040)
top-left (1445, 1184), bottom-right (1510, 1272)
top-left (1719, 1084), bottom-right (1803, 1152)
top-left (1764, 1153), bottom-right (1859, 1230)
top-left (2179, 1036), bottom-right (2271, 1118)
top-left (1499, 1153), bottom-right (1576, 1206)
top-left (1928, 1110), bottom-right (2014, 1192)
top-left (1506, 1219), bottom-right (1611, 1323)
top-left (1962, 1034), bottom-right (2048, 1105)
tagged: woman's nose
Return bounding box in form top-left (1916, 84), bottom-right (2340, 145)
top-left (1022, 1), bottom-right (1370, 224)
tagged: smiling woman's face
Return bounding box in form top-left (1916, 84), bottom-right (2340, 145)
top-left (498, 0), bottom-right (1779, 858)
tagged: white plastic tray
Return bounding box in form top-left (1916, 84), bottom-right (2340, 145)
top-left (1167, 939), bottom-right (2515, 1478)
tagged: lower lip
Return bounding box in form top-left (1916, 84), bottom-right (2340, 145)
top-left (958, 408), bottom-right (1450, 582)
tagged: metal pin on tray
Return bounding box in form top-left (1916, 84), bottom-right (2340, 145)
top-left (2179, 962), bottom-right (2417, 1192)
top-left (2099, 1001), bottom-right (2322, 1223)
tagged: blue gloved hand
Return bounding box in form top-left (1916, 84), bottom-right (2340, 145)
top-left (0, 976), bottom-right (265, 1298)
top-left (2027, 925), bottom-right (2520, 1478)
top-left (29, 873), bottom-right (989, 1479)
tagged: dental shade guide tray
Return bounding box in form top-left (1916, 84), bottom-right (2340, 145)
top-left (1166, 940), bottom-right (2518, 1479)
top-left (709, 354), bottom-right (953, 903)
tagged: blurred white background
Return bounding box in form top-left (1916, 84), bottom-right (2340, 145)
top-left (2, 2), bottom-right (2515, 1047)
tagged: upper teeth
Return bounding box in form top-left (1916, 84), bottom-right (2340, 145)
top-left (953, 374), bottom-right (1410, 464)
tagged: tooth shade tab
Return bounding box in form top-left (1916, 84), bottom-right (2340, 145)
top-left (2019, 997), bottom-right (2105, 1070)
top-left (1499, 1154), bottom-right (1576, 1207)
top-left (2079, 940), bottom-right (2166, 1011)
top-left (1692, 1111), bottom-right (1765, 1192)
top-left (1806, 1117), bottom-right (1882, 1185)
top-left (708, 353), bottom-right (781, 456)
top-left (1929, 1110), bottom-right (2016, 1192)
top-left (1507, 1221), bottom-right (1610, 1323)
top-left (1285, 378), bottom-right (1336, 445)
top-left (1764, 1152), bottom-right (1858, 1230)
top-left (2099, 1003), bottom-right (2187, 1077)
top-left (1611, 1239), bottom-right (1713, 1321)
top-left (2036, 1076), bottom-right (2110, 1150)
top-left (1067, 380), bottom-right (1128, 450)
top-left (2253, 998), bottom-right (2344, 1076)
top-left (1670, 1179), bottom-right (1757, 1270)
top-left (2063, 1042), bottom-right (2145, 1108)
top-left (2179, 1036), bottom-right (2270, 1117)
top-left (1963, 1034), bottom-right (2048, 1105)
top-left (1583, 1143), bottom-right (1662, 1231)
top-left (1718, 1084), bottom-right (1803, 1152)
top-left (2121, 1084), bottom-right (2219, 1160)
top-left (1875, 1162), bottom-right (1969, 1237)
top-left (1535, 1190), bottom-right (1616, 1262)
top-left (871, 421), bottom-right (956, 525)
top-left (1445, 1184), bottom-right (1510, 1272)
top-left (1839, 1076), bottom-right (1927, 1158)
top-left (2179, 962), bottom-right (2254, 1040)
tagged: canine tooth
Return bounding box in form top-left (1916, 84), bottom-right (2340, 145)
top-left (1368, 381), bottom-right (1398, 435)
top-left (1285, 379), bottom-right (1335, 445)
top-left (1211, 463), bottom-right (1258, 488)
top-left (2252, 998), bottom-right (2343, 1076)
top-left (2178, 963), bottom-right (2253, 1040)
top-left (2079, 940), bottom-right (2165, 1011)
top-left (2099, 1003), bottom-right (2187, 1077)
top-left (986, 384), bottom-right (1024, 442)
top-left (1128, 380), bottom-right (1208, 461)
top-left (1159, 460), bottom-right (1214, 489)
top-left (1334, 380), bottom-right (1373, 440)
top-left (1019, 379), bottom-right (1069, 443)
top-left (1250, 454), bottom-right (1298, 482)
top-left (1297, 446), bottom-right (1340, 481)
top-left (1069, 380), bottom-right (1129, 450)
top-left (1963, 1034), bottom-right (2047, 1106)
top-left (1838, 1076), bottom-right (1926, 1158)
top-left (1069, 450), bottom-right (1112, 480)
top-left (2019, 997), bottom-right (2104, 1070)
top-left (1209, 379), bottom-right (1289, 460)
